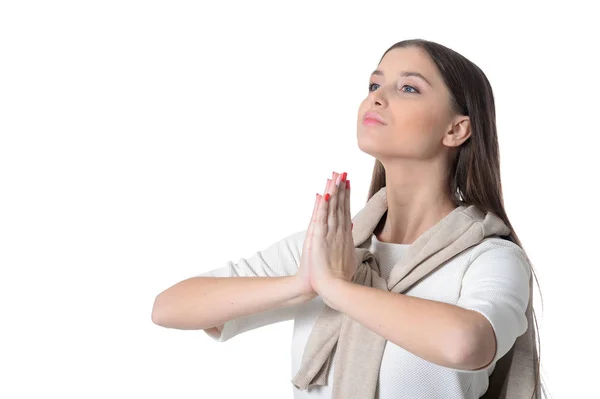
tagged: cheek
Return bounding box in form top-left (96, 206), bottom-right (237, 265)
top-left (385, 114), bottom-right (434, 155)
top-left (401, 114), bottom-right (445, 156)
top-left (357, 107), bottom-right (444, 158)
top-left (356, 98), bottom-right (448, 153)
top-left (395, 106), bottom-right (439, 133)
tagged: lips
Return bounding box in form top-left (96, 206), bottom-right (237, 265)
top-left (363, 111), bottom-right (386, 125)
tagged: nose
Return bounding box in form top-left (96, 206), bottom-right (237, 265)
top-left (369, 85), bottom-right (387, 107)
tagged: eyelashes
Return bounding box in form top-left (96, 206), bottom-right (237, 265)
top-left (368, 82), bottom-right (420, 94)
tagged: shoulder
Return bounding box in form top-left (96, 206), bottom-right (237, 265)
top-left (462, 236), bottom-right (531, 279)
top-left (469, 236), bottom-right (527, 256)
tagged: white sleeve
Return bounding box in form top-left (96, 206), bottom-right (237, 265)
top-left (451, 243), bottom-right (531, 373)
top-left (196, 229), bottom-right (308, 342)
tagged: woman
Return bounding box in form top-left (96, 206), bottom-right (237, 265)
top-left (152, 39), bottom-right (545, 398)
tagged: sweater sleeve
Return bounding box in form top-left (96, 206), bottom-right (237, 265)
top-left (196, 229), bottom-right (308, 342)
top-left (450, 243), bottom-right (532, 373)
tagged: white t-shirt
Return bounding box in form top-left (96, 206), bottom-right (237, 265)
top-left (197, 229), bottom-right (531, 399)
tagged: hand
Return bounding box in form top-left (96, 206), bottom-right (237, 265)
top-left (295, 206), bottom-right (318, 301)
top-left (295, 183), bottom-right (326, 301)
top-left (308, 171), bottom-right (357, 295)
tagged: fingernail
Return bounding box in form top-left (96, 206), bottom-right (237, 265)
top-left (335, 173), bottom-right (342, 187)
top-left (341, 172), bottom-right (347, 182)
top-left (351, 223), bottom-right (354, 230)
top-left (346, 179), bottom-right (350, 190)
top-left (324, 193), bottom-right (330, 202)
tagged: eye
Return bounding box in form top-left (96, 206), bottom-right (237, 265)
top-left (401, 85), bottom-right (419, 94)
top-left (368, 82), bottom-right (420, 94)
top-left (368, 82), bottom-right (379, 92)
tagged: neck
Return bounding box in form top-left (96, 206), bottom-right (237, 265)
top-left (373, 172), bottom-right (457, 245)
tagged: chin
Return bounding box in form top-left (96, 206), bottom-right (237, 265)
top-left (356, 134), bottom-right (381, 157)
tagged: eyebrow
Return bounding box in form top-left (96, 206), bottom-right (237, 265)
top-left (370, 69), bottom-right (433, 88)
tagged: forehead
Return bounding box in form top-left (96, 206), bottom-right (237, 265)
top-left (376, 47), bottom-right (440, 86)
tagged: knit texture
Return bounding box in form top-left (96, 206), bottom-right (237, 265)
top-left (198, 195), bottom-right (533, 398)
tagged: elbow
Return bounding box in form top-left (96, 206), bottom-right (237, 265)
top-left (448, 325), bottom-right (495, 371)
top-left (151, 294), bottom-right (169, 327)
top-left (449, 339), bottom-right (480, 370)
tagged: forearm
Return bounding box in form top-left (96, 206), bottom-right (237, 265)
top-left (319, 278), bottom-right (481, 370)
top-left (152, 275), bottom-right (312, 330)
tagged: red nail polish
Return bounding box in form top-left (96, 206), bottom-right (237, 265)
top-left (324, 193), bottom-right (330, 202)
top-left (341, 172), bottom-right (347, 182)
top-left (346, 179), bottom-right (350, 189)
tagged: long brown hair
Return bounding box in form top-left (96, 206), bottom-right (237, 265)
top-left (366, 39), bottom-right (549, 399)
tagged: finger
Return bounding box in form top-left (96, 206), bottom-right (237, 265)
top-left (328, 172), bottom-right (340, 235)
top-left (324, 177), bottom-right (335, 204)
top-left (324, 178), bottom-right (331, 196)
top-left (311, 192), bottom-right (320, 220)
top-left (336, 172), bottom-right (347, 232)
top-left (345, 179), bottom-right (352, 232)
top-left (308, 192), bottom-right (319, 230)
top-left (315, 183), bottom-right (329, 237)
top-left (305, 193), bottom-right (320, 250)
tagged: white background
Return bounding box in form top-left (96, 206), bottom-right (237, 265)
top-left (1, 1), bottom-right (598, 398)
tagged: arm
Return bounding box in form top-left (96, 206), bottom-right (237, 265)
top-left (152, 229), bottom-right (313, 338)
top-left (318, 278), bottom-right (483, 370)
top-left (319, 243), bottom-right (531, 372)
top-left (152, 274), bottom-right (314, 330)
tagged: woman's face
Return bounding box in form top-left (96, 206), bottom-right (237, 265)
top-left (357, 46), bottom-right (458, 162)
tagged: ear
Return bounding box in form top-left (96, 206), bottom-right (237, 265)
top-left (443, 116), bottom-right (471, 148)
